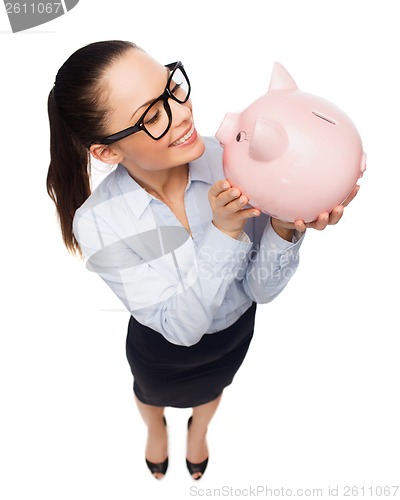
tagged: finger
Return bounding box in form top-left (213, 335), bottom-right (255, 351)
top-left (215, 187), bottom-right (242, 208)
top-left (293, 219), bottom-right (306, 232)
top-left (237, 207), bottom-right (261, 220)
top-left (227, 194), bottom-right (249, 212)
top-left (341, 185), bottom-right (360, 208)
top-left (208, 179), bottom-right (231, 199)
top-left (223, 196), bottom-right (257, 217)
top-left (328, 205), bottom-right (344, 225)
top-left (307, 212), bottom-right (330, 231)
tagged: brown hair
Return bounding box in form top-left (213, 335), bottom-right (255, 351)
top-left (46, 40), bottom-right (137, 256)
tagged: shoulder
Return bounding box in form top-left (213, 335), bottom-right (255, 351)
top-left (75, 165), bottom-right (121, 215)
top-left (72, 164), bottom-right (146, 240)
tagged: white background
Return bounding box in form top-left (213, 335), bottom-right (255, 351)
top-left (1, 0), bottom-right (399, 498)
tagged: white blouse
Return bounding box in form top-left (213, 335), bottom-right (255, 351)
top-left (73, 137), bottom-right (304, 346)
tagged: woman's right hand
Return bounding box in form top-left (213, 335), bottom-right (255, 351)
top-left (208, 180), bottom-right (261, 239)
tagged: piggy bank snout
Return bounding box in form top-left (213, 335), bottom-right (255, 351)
top-left (215, 112), bottom-right (239, 144)
top-left (249, 118), bottom-right (288, 162)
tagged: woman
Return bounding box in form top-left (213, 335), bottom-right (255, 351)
top-left (46, 40), bottom-right (358, 480)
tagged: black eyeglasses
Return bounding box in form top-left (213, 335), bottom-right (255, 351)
top-left (91, 61), bottom-right (191, 146)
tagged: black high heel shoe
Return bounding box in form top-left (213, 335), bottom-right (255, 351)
top-left (186, 416), bottom-right (209, 480)
top-left (145, 416), bottom-right (168, 479)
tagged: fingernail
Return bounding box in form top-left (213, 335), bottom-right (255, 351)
top-left (231, 189), bottom-right (239, 197)
top-left (222, 182), bottom-right (229, 189)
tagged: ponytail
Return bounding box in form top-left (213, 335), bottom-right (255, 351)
top-left (46, 40), bottom-right (137, 257)
top-left (47, 88), bottom-right (91, 256)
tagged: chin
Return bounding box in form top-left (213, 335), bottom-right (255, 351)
top-left (180, 134), bottom-right (205, 164)
top-left (191, 134), bottom-right (205, 157)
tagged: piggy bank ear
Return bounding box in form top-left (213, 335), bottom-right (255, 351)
top-left (268, 62), bottom-right (298, 92)
top-left (215, 112), bottom-right (239, 145)
top-left (249, 118), bottom-right (288, 162)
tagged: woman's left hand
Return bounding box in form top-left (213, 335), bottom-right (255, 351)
top-left (271, 184), bottom-right (360, 238)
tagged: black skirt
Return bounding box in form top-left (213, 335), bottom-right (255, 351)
top-left (125, 302), bottom-right (257, 408)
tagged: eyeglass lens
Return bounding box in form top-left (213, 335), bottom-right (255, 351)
top-left (142, 67), bottom-right (189, 139)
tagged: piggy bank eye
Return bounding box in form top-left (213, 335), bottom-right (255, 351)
top-left (236, 131), bottom-right (246, 142)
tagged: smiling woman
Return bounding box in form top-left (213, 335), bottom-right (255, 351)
top-left (46, 39), bottom-right (352, 482)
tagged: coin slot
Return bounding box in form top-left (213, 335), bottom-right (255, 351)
top-left (312, 111), bottom-right (337, 125)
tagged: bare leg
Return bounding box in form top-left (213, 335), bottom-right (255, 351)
top-left (187, 392), bottom-right (223, 479)
top-left (135, 395), bottom-right (168, 479)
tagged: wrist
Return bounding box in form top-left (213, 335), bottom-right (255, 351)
top-left (212, 221), bottom-right (243, 240)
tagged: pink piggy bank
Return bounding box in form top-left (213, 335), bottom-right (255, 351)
top-left (215, 62), bottom-right (366, 222)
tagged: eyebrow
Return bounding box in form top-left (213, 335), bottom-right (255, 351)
top-left (129, 98), bottom-right (155, 121)
top-left (129, 67), bottom-right (170, 121)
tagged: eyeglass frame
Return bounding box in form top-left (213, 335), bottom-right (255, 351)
top-left (90, 61), bottom-right (191, 147)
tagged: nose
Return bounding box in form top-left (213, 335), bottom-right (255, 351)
top-left (169, 98), bottom-right (192, 126)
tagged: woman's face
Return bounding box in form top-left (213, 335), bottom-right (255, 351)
top-left (101, 48), bottom-right (205, 171)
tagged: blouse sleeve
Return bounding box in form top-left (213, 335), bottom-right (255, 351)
top-left (73, 208), bottom-right (253, 347)
top-left (241, 217), bottom-right (305, 303)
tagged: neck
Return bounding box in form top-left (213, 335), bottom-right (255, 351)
top-left (125, 163), bottom-right (189, 203)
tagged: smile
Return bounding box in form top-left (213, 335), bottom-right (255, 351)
top-left (170, 123), bottom-right (195, 147)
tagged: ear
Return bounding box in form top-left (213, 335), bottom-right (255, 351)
top-left (249, 118), bottom-right (288, 162)
top-left (89, 144), bottom-right (123, 165)
top-left (268, 62), bottom-right (298, 92)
